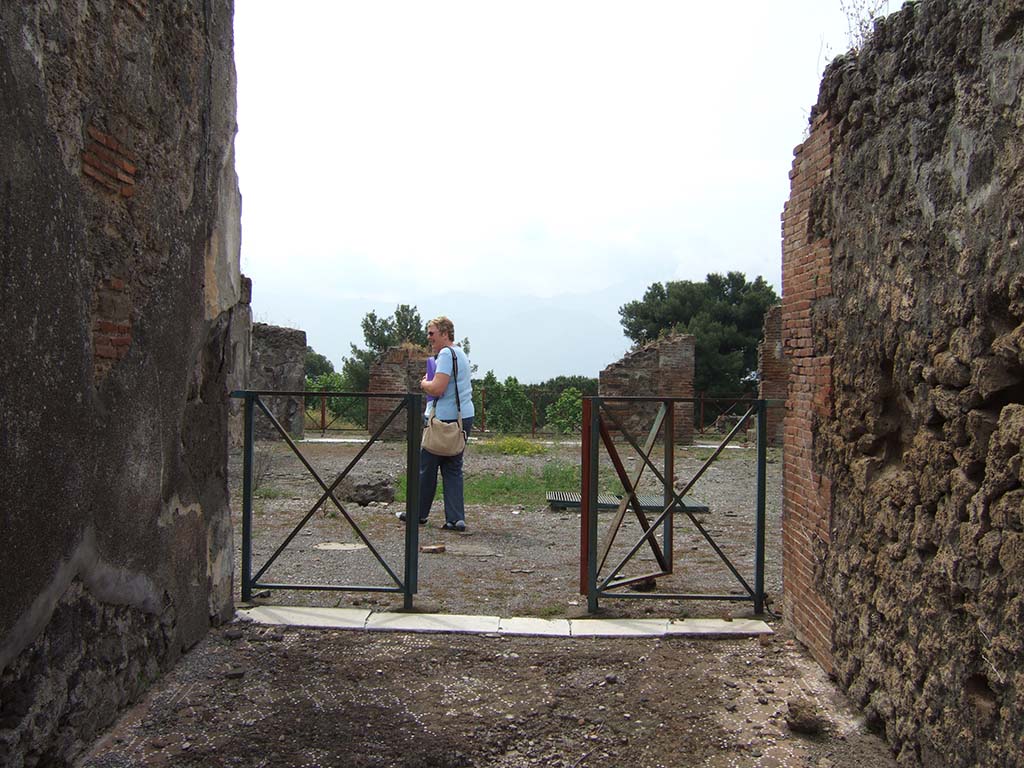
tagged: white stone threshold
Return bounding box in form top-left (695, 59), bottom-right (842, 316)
top-left (236, 605), bottom-right (772, 638)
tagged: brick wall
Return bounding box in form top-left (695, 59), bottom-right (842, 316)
top-left (598, 334), bottom-right (694, 444)
top-left (780, 112), bottom-right (834, 673)
top-left (368, 344), bottom-right (431, 438)
top-left (757, 305), bottom-right (788, 446)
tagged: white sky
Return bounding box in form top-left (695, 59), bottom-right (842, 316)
top-left (233, 1), bottom-right (860, 383)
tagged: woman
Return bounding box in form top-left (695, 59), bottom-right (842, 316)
top-left (408, 316), bottom-right (474, 531)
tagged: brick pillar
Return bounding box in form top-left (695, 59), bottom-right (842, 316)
top-left (368, 344), bottom-right (432, 438)
top-left (758, 304), bottom-right (788, 447)
top-left (598, 334), bottom-right (694, 444)
top-left (781, 112), bottom-right (835, 673)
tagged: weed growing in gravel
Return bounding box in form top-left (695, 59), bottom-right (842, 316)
top-left (473, 436), bottom-right (547, 456)
top-left (254, 486), bottom-right (288, 500)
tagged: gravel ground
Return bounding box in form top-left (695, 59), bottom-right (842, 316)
top-left (81, 436), bottom-right (897, 768)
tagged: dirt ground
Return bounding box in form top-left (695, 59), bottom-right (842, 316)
top-left (81, 438), bottom-right (896, 768)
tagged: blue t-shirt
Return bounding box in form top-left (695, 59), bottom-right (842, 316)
top-left (433, 346), bottom-right (474, 421)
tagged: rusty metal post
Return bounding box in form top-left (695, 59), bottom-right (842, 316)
top-left (583, 398), bottom-right (601, 612)
top-left (663, 398), bottom-right (674, 568)
top-left (320, 390), bottom-right (327, 433)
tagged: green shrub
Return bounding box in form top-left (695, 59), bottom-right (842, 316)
top-left (545, 387), bottom-right (583, 434)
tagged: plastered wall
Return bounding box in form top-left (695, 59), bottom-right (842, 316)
top-left (0, 2), bottom-right (240, 764)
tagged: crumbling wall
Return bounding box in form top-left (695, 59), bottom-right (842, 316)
top-left (227, 276), bottom-right (252, 446)
top-left (368, 344), bottom-right (432, 438)
top-left (758, 305), bottom-right (788, 447)
top-left (599, 334), bottom-right (695, 444)
top-left (249, 322), bottom-right (305, 441)
top-left (782, 2), bottom-right (1024, 765)
top-left (0, 2), bottom-right (239, 766)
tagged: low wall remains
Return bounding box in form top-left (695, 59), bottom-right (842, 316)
top-left (368, 344), bottom-right (432, 438)
top-left (250, 323), bottom-right (306, 441)
top-left (758, 305), bottom-right (788, 447)
top-left (599, 333), bottom-right (695, 445)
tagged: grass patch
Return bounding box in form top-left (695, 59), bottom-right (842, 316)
top-left (254, 486), bottom-right (288, 500)
top-left (395, 461), bottom-right (621, 505)
top-left (473, 436), bottom-right (547, 456)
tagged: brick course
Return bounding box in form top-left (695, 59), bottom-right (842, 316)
top-left (780, 112), bottom-right (834, 673)
top-left (757, 304), bottom-right (787, 447)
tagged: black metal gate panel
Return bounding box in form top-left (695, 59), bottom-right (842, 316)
top-left (580, 396), bottom-right (770, 614)
top-left (233, 390), bottom-right (423, 609)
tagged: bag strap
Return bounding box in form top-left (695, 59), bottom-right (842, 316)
top-left (436, 346), bottom-right (462, 423)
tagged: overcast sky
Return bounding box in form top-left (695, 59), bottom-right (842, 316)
top-left (233, 1), bottom-right (865, 384)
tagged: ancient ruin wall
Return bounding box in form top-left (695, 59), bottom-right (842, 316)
top-left (227, 276), bottom-right (253, 446)
top-left (758, 305), bottom-right (789, 447)
top-left (782, 2), bottom-right (1024, 765)
top-left (249, 323), bottom-right (306, 441)
top-left (368, 344), bottom-right (432, 439)
top-left (781, 112), bottom-right (836, 673)
top-left (599, 334), bottom-right (695, 444)
top-left (0, 2), bottom-right (240, 765)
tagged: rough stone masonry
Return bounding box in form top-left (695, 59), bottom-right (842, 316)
top-left (781, 1), bottom-right (1024, 765)
top-left (0, 2), bottom-right (241, 766)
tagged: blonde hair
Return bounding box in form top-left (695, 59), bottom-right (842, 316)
top-left (428, 315), bottom-right (455, 341)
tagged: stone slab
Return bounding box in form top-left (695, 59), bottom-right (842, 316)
top-left (498, 617), bottom-right (573, 636)
top-left (665, 618), bottom-right (772, 636)
top-left (365, 612), bottom-right (502, 634)
top-left (238, 606), bottom-right (371, 629)
top-left (569, 618), bottom-right (669, 636)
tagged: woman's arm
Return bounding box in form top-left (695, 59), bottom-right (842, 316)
top-left (421, 372), bottom-right (449, 398)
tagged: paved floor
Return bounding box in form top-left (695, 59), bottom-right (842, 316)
top-left (238, 605), bottom-right (772, 637)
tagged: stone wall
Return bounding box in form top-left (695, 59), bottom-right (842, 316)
top-left (368, 344), bottom-right (432, 438)
top-left (249, 323), bottom-right (306, 441)
top-left (0, 2), bottom-right (240, 766)
top-left (598, 334), bottom-right (695, 444)
top-left (227, 276), bottom-right (252, 446)
top-left (757, 305), bottom-right (788, 447)
top-left (782, 2), bottom-right (1024, 765)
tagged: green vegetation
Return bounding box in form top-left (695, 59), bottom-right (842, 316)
top-left (474, 436), bottom-right (547, 456)
top-left (253, 486), bottom-right (288, 500)
top-left (394, 461), bottom-right (620, 505)
top-left (618, 271), bottom-right (778, 399)
top-left (545, 387), bottom-right (583, 433)
top-left (472, 371), bottom-right (532, 433)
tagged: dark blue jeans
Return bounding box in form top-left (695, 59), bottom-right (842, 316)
top-left (419, 416), bottom-right (473, 524)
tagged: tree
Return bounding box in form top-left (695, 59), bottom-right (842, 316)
top-left (340, 305), bottom-right (473, 426)
top-left (545, 387), bottom-right (583, 434)
top-left (618, 272), bottom-right (779, 397)
top-left (304, 346), bottom-right (335, 378)
top-left (340, 304), bottom-right (428, 397)
top-left (473, 371), bottom-right (532, 433)
top-left (525, 375), bottom-right (597, 429)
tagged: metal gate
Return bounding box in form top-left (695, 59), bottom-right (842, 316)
top-left (233, 390), bottom-right (423, 609)
top-left (580, 396), bottom-right (770, 614)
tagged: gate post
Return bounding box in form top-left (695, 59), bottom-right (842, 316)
top-left (403, 394), bottom-right (423, 609)
top-left (241, 392), bottom-right (255, 602)
top-left (754, 398), bottom-right (767, 614)
top-left (582, 398), bottom-right (601, 612)
top-left (663, 399), bottom-right (674, 567)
